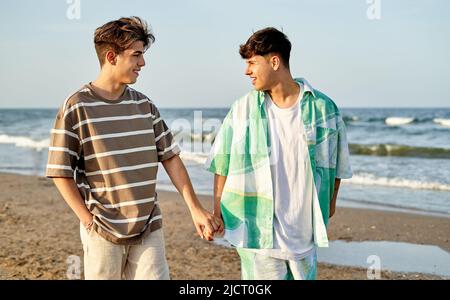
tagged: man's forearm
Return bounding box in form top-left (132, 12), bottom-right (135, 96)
top-left (162, 155), bottom-right (222, 238)
top-left (162, 155), bottom-right (202, 211)
top-left (329, 178), bottom-right (341, 218)
top-left (53, 177), bottom-right (92, 226)
top-left (213, 174), bottom-right (227, 216)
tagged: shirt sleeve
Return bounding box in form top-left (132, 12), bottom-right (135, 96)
top-left (335, 114), bottom-right (353, 179)
top-left (151, 105), bottom-right (180, 162)
top-left (46, 107), bottom-right (80, 178)
top-left (204, 108), bottom-right (233, 176)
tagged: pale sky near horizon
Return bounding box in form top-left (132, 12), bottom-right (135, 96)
top-left (0, 0), bottom-right (449, 108)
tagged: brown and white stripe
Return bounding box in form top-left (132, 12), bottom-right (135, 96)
top-left (46, 84), bottom-right (180, 245)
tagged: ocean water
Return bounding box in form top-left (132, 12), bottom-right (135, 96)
top-left (0, 107), bottom-right (449, 216)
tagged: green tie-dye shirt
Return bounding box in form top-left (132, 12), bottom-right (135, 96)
top-left (205, 78), bottom-right (352, 248)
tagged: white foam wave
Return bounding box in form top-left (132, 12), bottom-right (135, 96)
top-left (0, 134), bottom-right (49, 151)
top-left (177, 132), bottom-right (216, 142)
top-left (180, 151), bottom-right (209, 164)
top-left (433, 118), bottom-right (450, 127)
top-left (385, 117), bottom-right (415, 126)
top-left (348, 173), bottom-right (450, 191)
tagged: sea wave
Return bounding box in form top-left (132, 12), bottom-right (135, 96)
top-left (349, 143), bottom-right (450, 159)
top-left (433, 118), bottom-right (450, 127)
top-left (350, 116), bottom-right (434, 124)
top-left (180, 151), bottom-right (209, 164)
top-left (366, 117), bottom-right (387, 122)
top-left (343, 116), bottom-right (360, 122)
top-left (179, 143), bottom-right (450, 166)
top-left (385, 117), bottom-right (415, 126)
top-left (173, 131), bottom-right (216, 142)
top-left (0, 134), bottom-right (49, 151)
top-left (348, 173), bottom-right (450, 191)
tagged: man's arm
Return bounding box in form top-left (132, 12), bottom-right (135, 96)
top-left (53, 177), bottom-right (93, 230)
top-left (162, 155), bottom-right (223, 240)
top-left (329, 178), bottom-right (341, 218)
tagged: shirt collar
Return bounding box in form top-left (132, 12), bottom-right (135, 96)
top-left (258, 77), bottom-right (316, 108)
top-left (296, 77), bottom-right (316, 98)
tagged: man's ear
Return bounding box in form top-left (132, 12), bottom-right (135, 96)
top-left (106, 50), bottom-right (117, 66)
top-left (271, 55), bottom-right (281, 71)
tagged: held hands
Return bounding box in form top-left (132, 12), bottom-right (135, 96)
top-left (191, 207), bottom-right (224, 241)
top-left (202, 210), bottom-right (225, 241)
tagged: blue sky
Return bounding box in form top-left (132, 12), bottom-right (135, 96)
top-left (0, 0), bottom-right (449, 108)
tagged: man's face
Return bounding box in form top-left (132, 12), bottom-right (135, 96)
top-left (244, 55), bottom-right (275, 91)
top-left (114, 41), bottom-right (146, 84)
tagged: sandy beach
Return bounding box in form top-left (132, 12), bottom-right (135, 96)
top-left (0, 172), bottom-right (448, 280)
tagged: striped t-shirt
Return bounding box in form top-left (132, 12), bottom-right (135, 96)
top-left (46, 83), bottom-right (180, 245)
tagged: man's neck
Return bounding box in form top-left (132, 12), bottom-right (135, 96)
top-left (91, 73), bottom-right (127, 101)
top-left (267, 75), bottom-right (300, 109)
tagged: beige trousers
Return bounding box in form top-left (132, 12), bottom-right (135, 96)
top-left (80, 224), bottom-right (170, 280)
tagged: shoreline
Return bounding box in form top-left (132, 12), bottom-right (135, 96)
top-left (0, 161), bottom-right (450, 218)
top-left (143, 181), bottom-right (450, 218)
top-left (0, 172), bottom-right (448, 279)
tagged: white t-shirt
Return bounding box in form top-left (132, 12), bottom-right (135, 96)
top-left (252, 83), bottom-right (314, 260)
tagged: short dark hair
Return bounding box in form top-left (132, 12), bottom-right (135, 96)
top-left (239, 27), bottom-right (292, 68)
top-left (94, 16), bottom-right (155, 66)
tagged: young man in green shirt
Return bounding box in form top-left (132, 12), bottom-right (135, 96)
top-left (205, 27), bottom-right (352, 280)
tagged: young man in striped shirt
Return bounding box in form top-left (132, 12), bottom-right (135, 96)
top-left (46, 17), bottom-right (223, 280)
